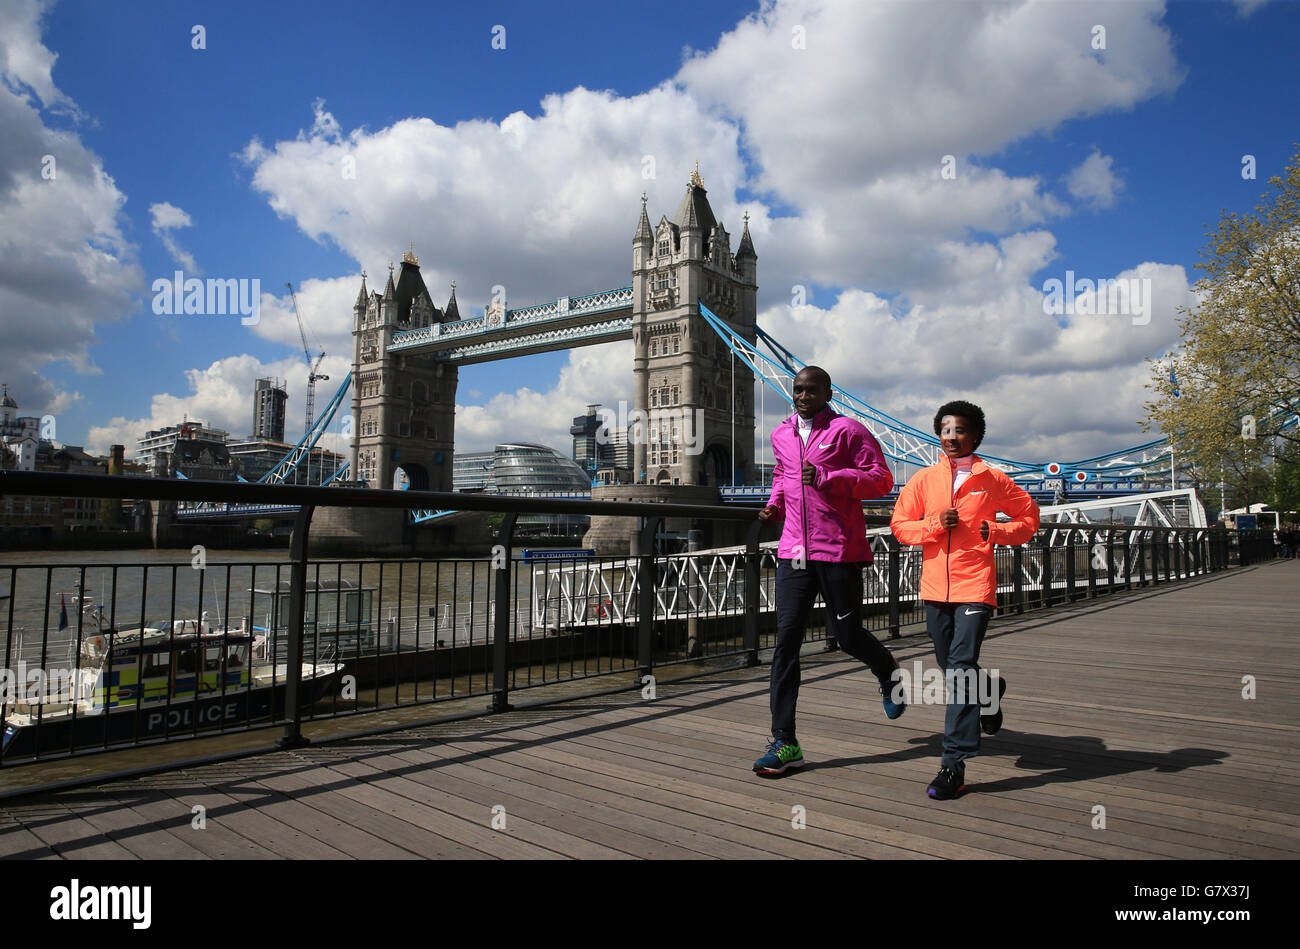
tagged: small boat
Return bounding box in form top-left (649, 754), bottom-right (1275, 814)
top-left (1, 616), bottom-right (342, 759)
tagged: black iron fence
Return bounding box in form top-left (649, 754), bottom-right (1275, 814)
top-left (0, 471), bottom-right (1267, 769)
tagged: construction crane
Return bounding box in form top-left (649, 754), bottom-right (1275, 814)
top-left (286, 282), bottom-right (329, 483)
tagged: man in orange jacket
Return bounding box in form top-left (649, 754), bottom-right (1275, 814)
top-left (890, 400), bottom-right (1039, 800)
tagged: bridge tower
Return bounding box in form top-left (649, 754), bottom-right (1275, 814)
top-left (631, 166), bottom-right (758, 486)
top-left (349, 248), bottom-right (460, 492)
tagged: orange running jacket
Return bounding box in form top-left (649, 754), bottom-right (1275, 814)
top-left (890, 455), bottom-right (1040, 606)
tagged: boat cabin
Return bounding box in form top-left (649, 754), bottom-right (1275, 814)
top-left (79, 626), bottom-right (253, 709)
top-left (248, 578), bottom-right (375, 650)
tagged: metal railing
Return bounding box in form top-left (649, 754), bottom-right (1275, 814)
top-left (0, 471), bottom-right (1265, 769)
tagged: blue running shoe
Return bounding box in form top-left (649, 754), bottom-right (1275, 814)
top-left (879, 669), bottom-right (907, 720)
top-left (753, 737), bottom-right (804, 775)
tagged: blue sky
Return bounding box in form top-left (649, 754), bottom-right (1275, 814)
top-left (2, 0), bottom-right (1297, 468)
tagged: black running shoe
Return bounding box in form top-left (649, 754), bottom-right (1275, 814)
top-left (927, 766), bottom-right (966, 800)
top-left (981, 675), bottom-right (1008, 736)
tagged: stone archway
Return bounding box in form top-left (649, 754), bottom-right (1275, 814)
top-left (393, 462), bottom-right (431, 492)
top-left (704, 443), bottom-right (732, 487)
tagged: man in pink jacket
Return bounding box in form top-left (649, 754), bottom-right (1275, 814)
top-left (752, 366), bottom-right (900, 776)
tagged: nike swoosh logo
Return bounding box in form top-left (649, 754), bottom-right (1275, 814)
top-left (818, 443), bottom-right (832, 449)
top-left (963, 608), bottom-right (984, 616)
top-left (836, 611), bottom-right (853, 620)
top-left (970, 490), bottom-right (986, 495)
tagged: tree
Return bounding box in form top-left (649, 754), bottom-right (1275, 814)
top-left (1145, 146), bottom-right (1300, 511)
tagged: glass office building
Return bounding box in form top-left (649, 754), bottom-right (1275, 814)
top-left (456, 442), bottom-right (592, 538)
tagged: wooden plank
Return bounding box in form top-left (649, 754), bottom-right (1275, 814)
top-left (281, 750), bottom-right (570, 859)
top-left (634, 711), bottom-right (1292, 859)
top-left (237, 759), bottom-right (486, 860)
top-left (302, 741), bottom-right (724, 859)
top-left (674, 679), bottom-right (1300, 855)
top-left (0, 801), bottom-right (139, 860)
top-left (290, 742), bottom-right (644, 859)
top-left (509, 670), bottom-right (1289, 857)
top-left (0, 815), bottom-right (65, 859)
top-left (128, 764), bottom-right (357, 860)
top-left (510, 710), bottom-right (1139, 859)
top-left (380, 737), bottom-right (844, 860)
top-left (89, 785), bottom-right (282, 860)
top-left (660, 655), bottom-right (1300, 852)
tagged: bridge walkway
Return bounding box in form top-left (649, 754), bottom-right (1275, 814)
top-left (1, 562), bottom-right (1296, 859)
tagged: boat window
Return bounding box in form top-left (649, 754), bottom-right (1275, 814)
top-left (227, 644), bottom-right (247, 668)
top-left (273, 592), bottom-right (319, 624)
top-left (204, 647), bottom-right (222, 672)
top-left (344, 591), bottom-right (372, 625)
top-left (174, 648), bottom-right (198, 676)
top-left (143, 651), bottom-right (169, 679)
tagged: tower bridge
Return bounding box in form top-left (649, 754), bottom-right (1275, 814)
top-left (348, 166), bottom-right (758, 499)
top-left (226, 165), bottom-right (1193, 552)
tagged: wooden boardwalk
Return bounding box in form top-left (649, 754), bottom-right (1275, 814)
top-left (2, 561), bottom-right (1297, 860)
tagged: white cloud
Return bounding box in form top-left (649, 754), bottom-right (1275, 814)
top-left (0, 0), bottom-right (81, 117)
top-left (1066, 149), bottom-right (1123, 210)
top-left (755, 251), bottom-right (1195, 464)
top-left (1233, 0), bottom-right (1270, 16)
top-left (677, 0), bottom-right (1179, 200)
top-left (148, 202), bottom-right (191, 231)
top-left (241, 88), bottom-right (743, 318)
top-left (149, 201), bottom-right (198, 273)
top-left (0, 0), bottom-right (141, 413)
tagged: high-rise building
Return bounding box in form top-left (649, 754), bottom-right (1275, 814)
top-left (607, 426), bottom-right (633, 470)
top-left (570, 404), bottom-right (616, 476)
top-left (252, 377), bottom-right (287, 442)
top-left (135, 422), bottom-right (230, 477)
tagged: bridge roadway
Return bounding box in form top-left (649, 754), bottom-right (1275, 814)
top-left (1, 561), bottom-right (1296, 859)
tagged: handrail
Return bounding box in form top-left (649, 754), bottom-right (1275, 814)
top-left (0, 471), bottom-right (755, 521)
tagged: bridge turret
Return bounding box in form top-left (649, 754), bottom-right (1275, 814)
top-left (630, 165), bottom-right (757, 487)
top-left (353, 272), bottom-right (369, 314)
top-left (736, 213), bottom-right (758, 325)
top-left (445, 282), bottom-right (460, 321)
top-left (633, 193), bottom-right (653, 265)
top-left (350, 249), bottom-right (458, 494)
top-left (678, 189), bottom-right (704, 261)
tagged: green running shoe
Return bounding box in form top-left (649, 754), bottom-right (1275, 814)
top-left (753, 737), bottom-right (804, 775)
